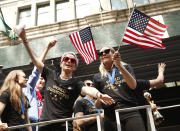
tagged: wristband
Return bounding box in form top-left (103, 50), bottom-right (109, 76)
top-left (23, 39), bottom-right (28, 43)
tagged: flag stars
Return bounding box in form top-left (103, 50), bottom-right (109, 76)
top-left (128, 10), bottom-right (150, 34)
top-left (79, 27), bottom-right (93, 44)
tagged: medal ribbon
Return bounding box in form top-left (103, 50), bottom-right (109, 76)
top-left (84, 97), bottom-right (101, 114)
top-left (107, 66), bottom-right (116, 85)
top-left (20, 97), bottom-right (25, 118)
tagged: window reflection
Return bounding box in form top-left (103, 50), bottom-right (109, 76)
top-left (132, 0), bottom-right (149, 6)
top-left (75, 0), bottom-right (91, 18)
top-left (111, 0), bottom-right (127, 10)
top-left (56, 0), bottom-right (71, 22)
top-left (155, 0), bottom-right (168, 2)
top-left (18, 8), bottom-right (31, 28)
top-left (37, 4), bottom-right (50, 26)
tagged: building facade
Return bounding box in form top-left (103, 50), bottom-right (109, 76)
top-left (0, 0), bottom-right (180, 68)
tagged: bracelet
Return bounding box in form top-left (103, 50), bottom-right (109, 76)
top-left (23, 39), bottom-right (28, 43)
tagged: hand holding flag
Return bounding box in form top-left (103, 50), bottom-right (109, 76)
top-left (69, 27), bottom-right (98, 64)
top-left (13, 24), bottom-right (26, 36)
top-left (122, 9), bottom-right (168, 49)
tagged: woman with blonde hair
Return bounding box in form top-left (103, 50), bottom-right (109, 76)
top-left (93, 46), bottom-right (165, 131)
top-left (0, 70), bottom-right (31, 131)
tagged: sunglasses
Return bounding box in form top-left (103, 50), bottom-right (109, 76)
top-left (62, 57), bottom-right (77, 64)
top-left (99, 49), bottom-right (111, 57)
top-left (86, 82), bottom-right (93, 87)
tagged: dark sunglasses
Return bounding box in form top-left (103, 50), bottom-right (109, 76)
top-left (86, 82), bottom-right (93, 87)
top-left (99, 49), bottom-right (111, 57)
top-left (63, 57), bottom-right (77, 64)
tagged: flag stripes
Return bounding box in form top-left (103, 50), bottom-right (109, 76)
top-left (122, 9), bottom-right (167, 49)
top-left (69, 27), bottom-right (98, 64)
top-left (123, 28), bottom-right (165, 49)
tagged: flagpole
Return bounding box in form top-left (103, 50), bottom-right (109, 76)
top-left (85, 16), bottom-right (92, 27)
top-left (117, 4), bottom-right (136, 52)
top-left (98, 0), bottom-right (104, 26)
top-left (0, 8), bottom-right (5, 20)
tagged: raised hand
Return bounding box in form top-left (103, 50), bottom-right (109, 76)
top-left (40, 40), bottom-right (57, 63)
top-left (18, 28), bottom-right (27, 42)
top-left (112, 51), bottom-right (122, 68)
top-left (149, 63), bottom-right (166, 87)
top-left (158, 63), bottom-right (166, 73)
top-left (0, 123), bottom-right (8, 131)
top-left (47, 40), bottom-right (57, 50)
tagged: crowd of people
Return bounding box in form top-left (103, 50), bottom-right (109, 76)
top-left (0, 27), bottom-right (166, 131)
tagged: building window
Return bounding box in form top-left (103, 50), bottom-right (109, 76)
top-left (177, 81), bottom-right (180, 86)
top-left (165, 82), bottom-right (176, 88)
top-left (75, 0), bottom-right (91, 18)
top-left (132, 0), bottom-right (149, 6)
top-left (18, 8), bottom-right (31, 28)
top-left (37, 4), bottom-right (50, 26)
top-left (155, 0), bottom-right (168, 2)
top-left (111, 0), bottom-right (127, 10)
top-left (56, 0), bottom-right (71, 22)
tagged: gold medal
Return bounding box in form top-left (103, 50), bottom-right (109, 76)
top-left (21, 114), bottom-right (25, 119)
top-left (110, 84), bottom-right (115, 89)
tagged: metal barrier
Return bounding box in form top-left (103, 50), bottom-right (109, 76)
top-left (8, 104), bottom-right (180, 131)
top-left (8, 113), bottom-right (103, 131)
top-left (115, 105), bottom-right (156, 131)
top-left (115, 104), bottom-right (180, 131)
top-left (158, 104), bottom-right (180, 110)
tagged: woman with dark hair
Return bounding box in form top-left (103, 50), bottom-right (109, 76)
top-left (17, 28), bottom-right (115, 131)
top-left (73, 80), bottom-right (103, 131)
top-left (93, 46), bottom-right (165, 131)
top-left (0, 70), bottom-right (31, 131)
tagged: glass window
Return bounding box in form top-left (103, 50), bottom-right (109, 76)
top-left (132, 0), bottom-right (149, 6)
top-left (165, 82), bottom-right (176, 88)
top-left (111, 0), bottom-right (128, 10)
top-left (18, 8), bottom-right (31, 28)
top-left (75, 0), bottom-right (91, 18)
top-left (37, 4), bottom-right (50, 26)
top-left (56, 0), bottom-right (71, 22)
top-left (177, 81), bottom-right (180, 86)
top-left (155, 0), bottom-right (168, 2)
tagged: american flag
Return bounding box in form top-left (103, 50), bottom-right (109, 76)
top-left (69, 27), bottom-right (98, 64)
top-left (122, 9), bottom-right (168, 49)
